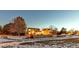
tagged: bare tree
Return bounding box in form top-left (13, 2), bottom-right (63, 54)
top-left (0, 25), bottom-right (2, 34)
top-left (14, 16), bottom-right (26, 36)
top-left (59, 27), bottom-right (67, 35)
top-left (3, 16), bottom-right (27, 36)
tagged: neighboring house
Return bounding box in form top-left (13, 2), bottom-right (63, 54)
top-left (41, 28), bottom-right (53, 36)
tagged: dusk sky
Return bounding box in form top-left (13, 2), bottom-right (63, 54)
top-left (0, 10), bottom-right (79, 30)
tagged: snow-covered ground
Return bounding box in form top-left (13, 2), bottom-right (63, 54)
top-left (2, 42), bottom-right (79, 48)
top-left (0, 35), bottom-right (79, 48)
top-left (0, 38), bottom-right (15, 43)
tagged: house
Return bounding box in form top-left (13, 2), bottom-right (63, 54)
top-left (26, 28), bottom-right (40, 35)
top-left (41, 28), bottom-right (53, 36)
